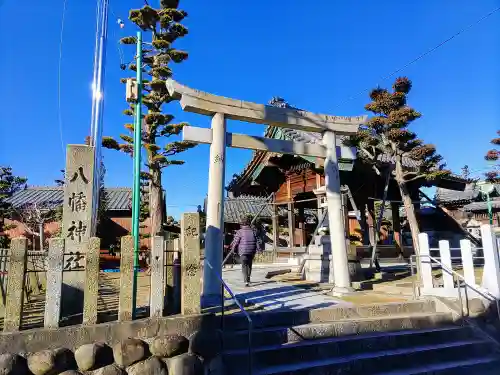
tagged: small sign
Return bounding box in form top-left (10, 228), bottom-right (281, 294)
top-left (126, 78), bottom-right (137, 101)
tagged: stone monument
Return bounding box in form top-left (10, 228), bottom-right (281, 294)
top-left (61, 145), bottom-right (96, 318)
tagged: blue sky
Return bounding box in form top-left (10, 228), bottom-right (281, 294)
top-left (1, 1), bottom-right (499, 218)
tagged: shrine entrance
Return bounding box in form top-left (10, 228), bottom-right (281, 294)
top-left (166, 79), bottom-right (366, 306)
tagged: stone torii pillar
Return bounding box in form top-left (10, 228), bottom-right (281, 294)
top-left (204, 113), bottom-right (227, 305)
top-left (323, 131), bottom-right (352, 293)
top-left (166, 79), bottom-right (366, 304)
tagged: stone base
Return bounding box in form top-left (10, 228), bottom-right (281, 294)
top-left (304, 255), bottom-right (333, 284)
top-left (331, 286), bottom-right (355, 296)
top-left (287, 257), bottom-right (302, 266)
top-left (305, 239), bottom-right (364, 284)
top-left (313, 235), bottom-right (331, 246)
top-left (61, 274), bottom-right (85, 321)
top-left (254, 250), bottom-right (275, 264)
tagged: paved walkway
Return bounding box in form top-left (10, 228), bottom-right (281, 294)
top-left (222, 264), bottom-right (349, 311)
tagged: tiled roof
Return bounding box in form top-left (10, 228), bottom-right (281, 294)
top-left (435, 183), bottom-right (500, 204)
top-left (6, 187), bottom-right (63, 210)
top-left (6, 187), bottom-right (136, 211)
top-left (463, 199), bottom-right (500, 211)
top-left (223, 195), bottom-right (320, 224)
top-left (224, 195), bottom-right (274, 224)
top-left (435, 184), bottom-right (481, 204)
top-left (230, 97), bottom-right (467, 192)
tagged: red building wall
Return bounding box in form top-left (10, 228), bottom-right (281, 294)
top-left (3, 215), bottom-right (152, 250)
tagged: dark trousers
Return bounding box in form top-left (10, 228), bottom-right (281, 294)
top-left (240, 254), bottom-right (255, 283)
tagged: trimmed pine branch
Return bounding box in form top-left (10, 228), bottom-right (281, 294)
top-left (104, 2), bottom-right (195, 236)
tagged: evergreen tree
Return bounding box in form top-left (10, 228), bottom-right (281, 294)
top-left (461, 165), bottom-right (471, 180)
top-left (346, 77), bottom-right (450, 253)
top-left (484, 130), bottom-right (500, 183)
top-left (0, 167), bottom-right (27, 247)
top-left (102, 1), bottom-right (195, 236)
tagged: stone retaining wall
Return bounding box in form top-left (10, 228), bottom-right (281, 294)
top-left (0, 314), bottom-right (221, 375)
top-left (0, 314), bottom-right (216, 354)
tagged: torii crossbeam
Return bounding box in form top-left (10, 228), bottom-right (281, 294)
top-left (166, 79), bottom-right (367, 305)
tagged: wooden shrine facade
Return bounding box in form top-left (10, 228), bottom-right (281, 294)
top-left (228, 126), bottom-right (468, 252)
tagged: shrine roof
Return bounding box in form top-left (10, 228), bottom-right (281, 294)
top-left (436, 183), bottom-right (500, 206)
top-left (223, 195), bottom-right (273, 224)
top-left (463, 199), bottom-right (500, 212)
top-left (229, 126), bottom-right (464, 193)
top-left (435, 184), bottom-right (481, 204)
top-left (277, 127), bottom-right (420, 168)
top-left (6, 187), bottom-right (137, 211)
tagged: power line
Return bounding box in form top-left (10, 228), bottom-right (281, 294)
top-left (56, 0), bottom-right (68, 158)
top-left (336, 6), bottom-right (500, 107)
top-left (108, 5), bottom-right (126, 67)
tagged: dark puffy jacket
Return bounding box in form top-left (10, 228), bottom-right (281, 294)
top-left (230, 225), bottom-right (257, 256)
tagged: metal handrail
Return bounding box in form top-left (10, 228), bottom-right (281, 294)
top-left (410, 254), bottom-right (500, 322)
top-left (205, 259), bottom-right (253, 375)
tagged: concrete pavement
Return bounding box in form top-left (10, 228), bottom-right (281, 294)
top-left (222, 264), bottom-right (349, 311)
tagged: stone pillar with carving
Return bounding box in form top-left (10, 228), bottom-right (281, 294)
top-left (61, 145), bottom-right (95, 318)
top-left (181, 212), bottom-right (202, 315)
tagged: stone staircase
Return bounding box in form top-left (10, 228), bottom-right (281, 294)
top-left (220, 300), bottom-right (500, 374)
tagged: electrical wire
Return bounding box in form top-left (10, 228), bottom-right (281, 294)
top-left (108, 5), bottom-right (126, 68)
top-left (336, 6), bottom-right (500, 107)
top-left (56, 0), bottom-right (68, 158)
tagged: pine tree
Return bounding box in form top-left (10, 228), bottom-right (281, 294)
top-left (346, 77), bottom-right (450, 253)
top-left (461, 165), bottom-right (471, 180)
top-left (0, 167), bottom-right (27, 247)
top-left (102, 1), bottom-right (195, 236)
top-left (484, 131), bottom-right (500, 183)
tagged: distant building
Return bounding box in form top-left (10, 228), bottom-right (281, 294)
top-left (436, 181), bottom-right (500, 238)
top-left (3, 186), bottom-right (154, 250)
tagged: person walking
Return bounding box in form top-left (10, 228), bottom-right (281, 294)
top-left (230, 215), bottom-right (260, 287)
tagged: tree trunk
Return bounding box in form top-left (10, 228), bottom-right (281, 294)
top-left (149, 167), bottom-right (163, 237)
top-left (399, 186), bottom-right (420, 252)
top-left (395, 156), bottom-right (420, 254)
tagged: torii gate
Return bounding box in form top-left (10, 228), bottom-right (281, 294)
top-left (166, 79), bottom-right (366, 306)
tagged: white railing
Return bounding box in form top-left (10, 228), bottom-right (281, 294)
top-left (414, 225), bottom-right (500, 319)
top-left (411, 253), bottom-right (500, 322)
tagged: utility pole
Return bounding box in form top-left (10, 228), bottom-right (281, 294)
top-left (89, 0), bottom-right (110, 235)
top-left (131, 31), bottom-right (143, 318)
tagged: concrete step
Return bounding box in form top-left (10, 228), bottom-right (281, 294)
top-left (224, 325), bottom-right (472, 370)
top-left (253, 339), bottom-right (494, 375)
top-left (374, 356), bottom-right (500, 375)
top-left (223, 311), bottom-right (456, 350)
top-left (222, 300), bottom-right (437, 331)
top-left (372, 283), bottom-right (415, 296)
